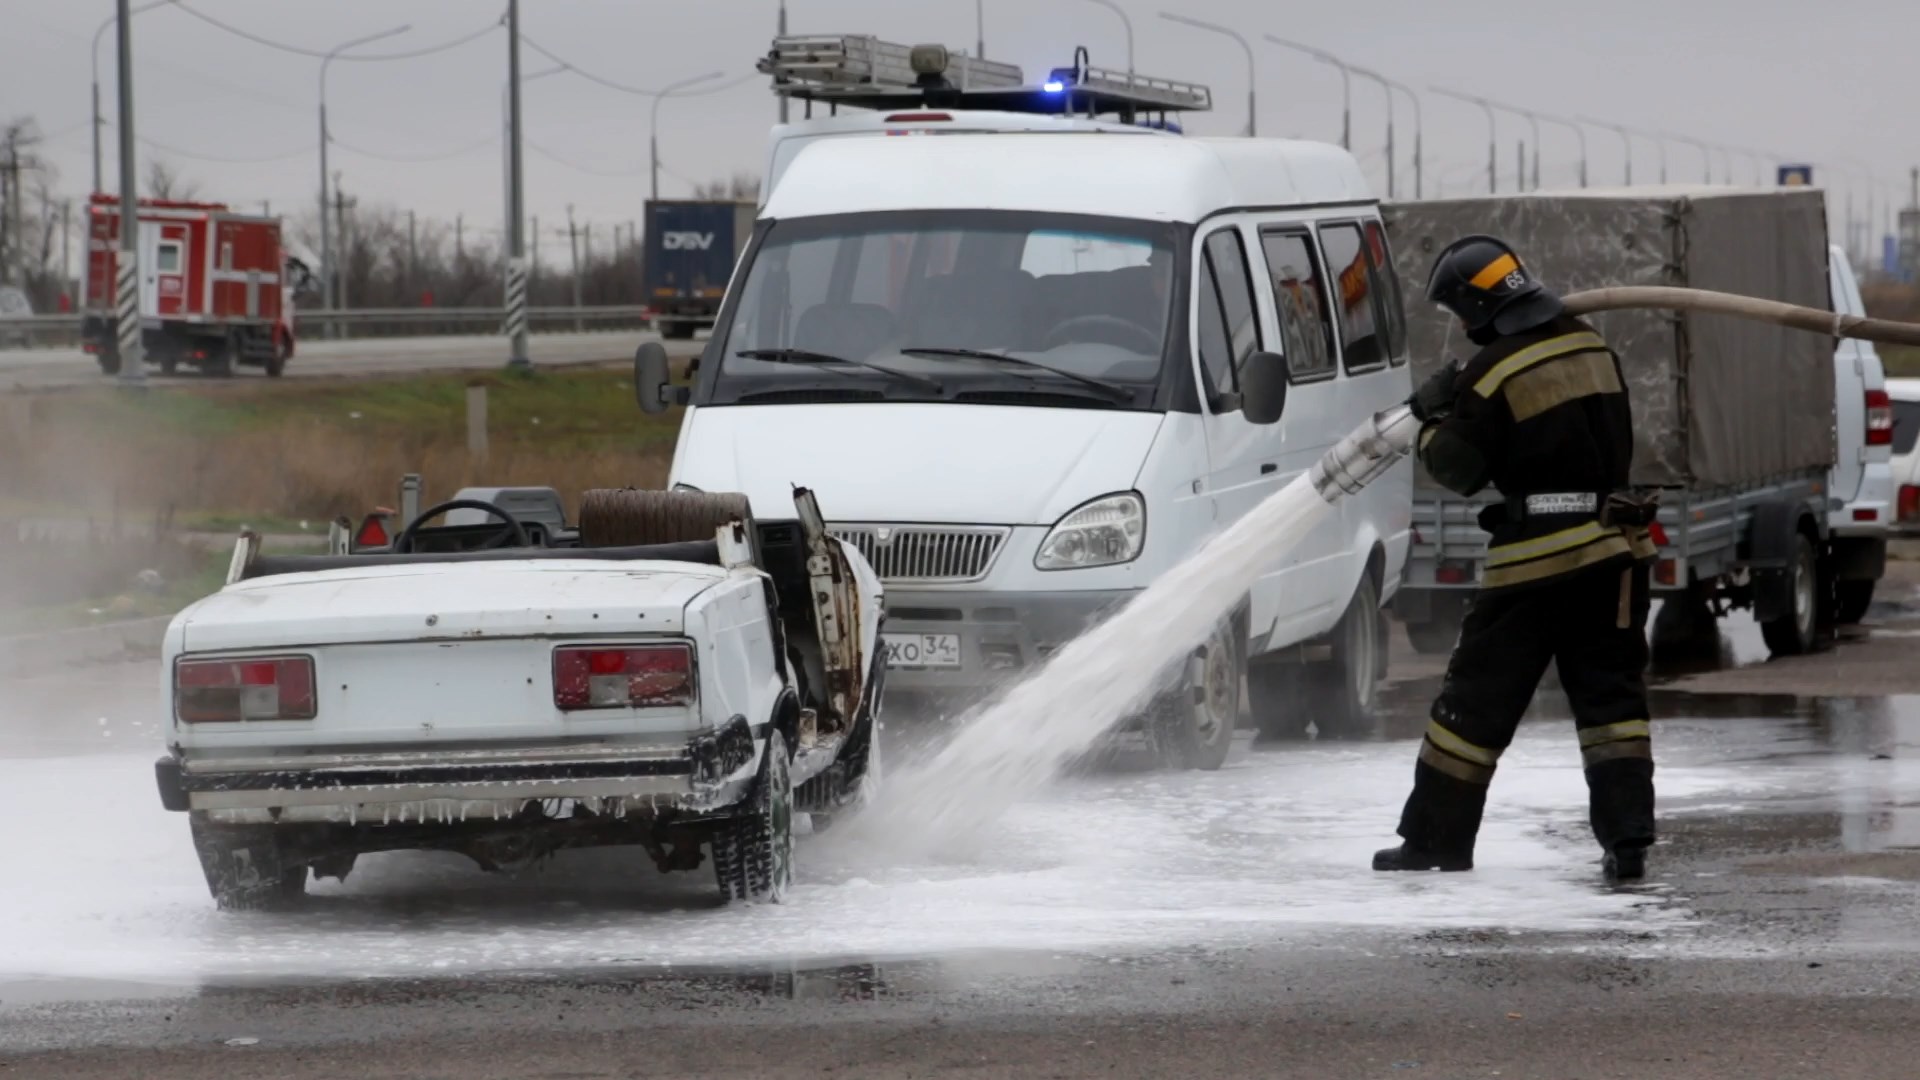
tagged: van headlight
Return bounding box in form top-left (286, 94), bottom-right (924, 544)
top-left (1035, 492), bottom-right (1146, 570)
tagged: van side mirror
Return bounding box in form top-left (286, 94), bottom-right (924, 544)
top-left (633, 342), bottom-right (688, 414)
top-left (1240, 351), bottom-right (1289, 425)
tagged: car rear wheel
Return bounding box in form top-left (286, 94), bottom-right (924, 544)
top-left (713, 730), bottom-right (794, 904)
top-left (189, 817), bottom-right (307, 912)
top-left (1404, 617), bottom-right (1460, 655)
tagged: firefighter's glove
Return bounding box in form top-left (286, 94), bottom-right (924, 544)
top-left (1408, 358), bottom-right (1463, 423)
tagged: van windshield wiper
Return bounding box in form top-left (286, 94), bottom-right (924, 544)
top-left (898, 346), bottom-right (1134, 403)
top-left (734, 348), bottom-right (944, 392)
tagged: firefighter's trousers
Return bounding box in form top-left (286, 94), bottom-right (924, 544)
top-left (1397, 562), bottom-right (1654, 857)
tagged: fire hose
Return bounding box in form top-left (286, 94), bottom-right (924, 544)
top-left (1308, 287), bottom-right (1920, 505)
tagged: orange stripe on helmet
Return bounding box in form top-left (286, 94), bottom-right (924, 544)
top-left (1468, 253), bottom-right (1520, 290)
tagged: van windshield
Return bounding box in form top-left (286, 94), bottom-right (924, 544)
top-left (704, 210), bottom-right (1179, 410)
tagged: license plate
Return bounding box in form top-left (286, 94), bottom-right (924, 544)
top-left (883, 633), bottom-right (961, 669)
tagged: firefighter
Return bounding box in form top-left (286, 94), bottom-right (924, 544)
top-left (1373, 235), bottom-right (1658, 882)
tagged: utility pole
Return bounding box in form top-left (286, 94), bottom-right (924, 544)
top-left (318, 26), bottom-right (408, 340)
top-left (1517, 141), bottom-right (1526, 194)
top-left (504, 0), bottom-right (531, 371)
top-left (567, 204), bottom-right (582, 331)
top-left (455, 213), bottom-right (464, 263)
top-left (333, 174), bottom-right (350, 311)
top-left (406, 209), bottom-right (417, 301)
top-left (60, 200), bottom-right (71, 301)
top-left (114, 0), bottom-right (145, 387)
top-left (530, 213), bottom-right (540, 285)
top-left (777, 1), bottom-right (789, 125)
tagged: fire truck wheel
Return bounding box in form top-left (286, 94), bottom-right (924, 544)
top-left (95, 352), bottom-right (120, 375)
top-left (157, 351), bottom-right (178, 376)
top-left (266, 339), bottom-right (288, 377)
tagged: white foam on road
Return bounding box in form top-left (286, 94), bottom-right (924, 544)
top-left (0, 724), bottom-right (1800, 987)
top-left (878, 476), bottom-right (1335, 853)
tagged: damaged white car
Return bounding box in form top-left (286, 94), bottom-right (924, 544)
top-left (153, 488), bottom-right (884, 910)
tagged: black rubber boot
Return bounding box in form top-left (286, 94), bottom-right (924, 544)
top-left (1603, 846), bottom-right (1647, 882)
top-left (1372, 843), bottom-right (1473, 872)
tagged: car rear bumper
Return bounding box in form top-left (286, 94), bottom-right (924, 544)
top-left (157, 719), bottom-right (758, 822)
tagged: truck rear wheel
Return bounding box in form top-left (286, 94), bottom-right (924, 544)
top-left (1404, 617), bottom-right (1460, 655)
top-left (1760, 533), bottom-right (1820, 657)
top-left (1835, 580), bottom-right (1876, 625)
top-left (659, 320), bottom-right (696, 340)
top-left (265, 335), bottom-right (289, 377)
top-left (712, 730), bottom-right (794, 904)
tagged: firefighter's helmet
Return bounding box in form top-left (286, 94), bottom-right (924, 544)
top-left (1424, 235), bottom-right (1564, 340)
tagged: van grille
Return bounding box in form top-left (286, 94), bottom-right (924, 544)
top-left (827, 524), bottom-right (1008, 583)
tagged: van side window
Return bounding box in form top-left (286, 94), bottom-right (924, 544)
top-left (1318, 223), bottom-right (1385, 372)
top-left (1199, 229), bottom-right (1262, 397)
top-left (1258, 229), bottom-right (1336, 381)
top-left (1196, 253), bottom-right (1233, 396)
top-left (1363, 220), bottom-right (1409, 365)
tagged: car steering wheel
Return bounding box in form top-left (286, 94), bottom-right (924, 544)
top-left (392, 499), bottom-right (530, 553)
top-left (1043, 314), bottom-right (1161, 353)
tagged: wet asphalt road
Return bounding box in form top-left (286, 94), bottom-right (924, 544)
top-left (3, 566), bottom-right (1918, 1078)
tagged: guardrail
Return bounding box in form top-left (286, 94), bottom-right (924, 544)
top-left (0, 305), bottom-right (655, 350)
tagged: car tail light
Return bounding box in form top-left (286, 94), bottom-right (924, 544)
top-left (1899, 485), bottom-right (1920, 524)
top-left (1435, 560), bottom-right (1472, 585)
top-left (354, 513), bottom-right (391, 549)
top-left (1854, 508), bottom-right (1879, 522)
top-left (1654, 558), bottom-right (1678, 587)
top-left (553, 644), bottom-right (694, 711)
top-left (1648, 521), bottom-right (1670, 547)
top-left (176, 656), bottom-right (316, 723)
top-left (1866, 389), bottom-right (1894, 446)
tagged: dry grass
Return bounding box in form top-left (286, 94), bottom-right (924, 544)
top-left (0, 366), bottom-right (681, 524)
top-left (0, 513), bottom-right (223, 632)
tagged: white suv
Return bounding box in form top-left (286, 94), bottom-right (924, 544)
top-left (1891, 377), bottom-right (1920, 534)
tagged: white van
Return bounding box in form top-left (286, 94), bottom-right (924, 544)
top-left (647, 133), bottom-right (1413, 767)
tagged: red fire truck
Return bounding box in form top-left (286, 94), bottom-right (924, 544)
top-left (83, 195), bottom-right (307, 377)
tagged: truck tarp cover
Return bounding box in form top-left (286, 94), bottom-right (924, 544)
top-left (1384, 188), bottom-right (1835, 488)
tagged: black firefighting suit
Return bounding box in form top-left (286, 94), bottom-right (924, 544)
top-left (1398, 313), bottom-right (1657, 859)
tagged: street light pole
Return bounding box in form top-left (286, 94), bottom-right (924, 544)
top-left (1385, 78), bottom-right (1422, 199)
top-left (1433, 87), bottom-right (1498, 194)
top-left (976, 0), bottom-right (985, 60)
top-left (91, 2), bottom-right (167, 198)
top-left (319, 24), bottom-right (409, 336)
top-left (1351, 67), bottom-right (1393, 198)
top-left (777, 1), bottom-right (789, 124)
top-left (1536, 113), bottom-right (1588, 188)
top-left (505, 0), bottom-right (530, 370)
top-left (650, 71), bottom-right (725, 203)
top-left (1578, 117), bottom-right (1632, 185)
top-left (1082, 0), bottom-right (1135, 75)
top-left (1161, 13), bottom-right (1254, 136)
top-left (1264, 35), bottom-right (1348, 150)
top-left (113, 0), bottom-right (144, 387)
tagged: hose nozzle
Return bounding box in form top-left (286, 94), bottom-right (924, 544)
top-left (1309, 404), bottom-right (1421, 505)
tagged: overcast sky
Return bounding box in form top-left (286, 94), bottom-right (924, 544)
top-left (7, 0), bottom-right (1917, 263)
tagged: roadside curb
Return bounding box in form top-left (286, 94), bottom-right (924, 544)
top-left (0, 615), bottom-right (171, 678)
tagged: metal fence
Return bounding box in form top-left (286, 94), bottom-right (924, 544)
top-left (0, 305), bottom-right (654, 350)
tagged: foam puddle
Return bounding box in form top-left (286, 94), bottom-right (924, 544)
top-left (875, 474), bottom-right (1335, 852)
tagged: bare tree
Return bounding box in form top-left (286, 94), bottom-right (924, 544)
top-left (144, 158), bottom-right (202, 202)
top-left (692, 172), bottom-right (761, 201)
top-left (0, 117), bottom-right (47, 289)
